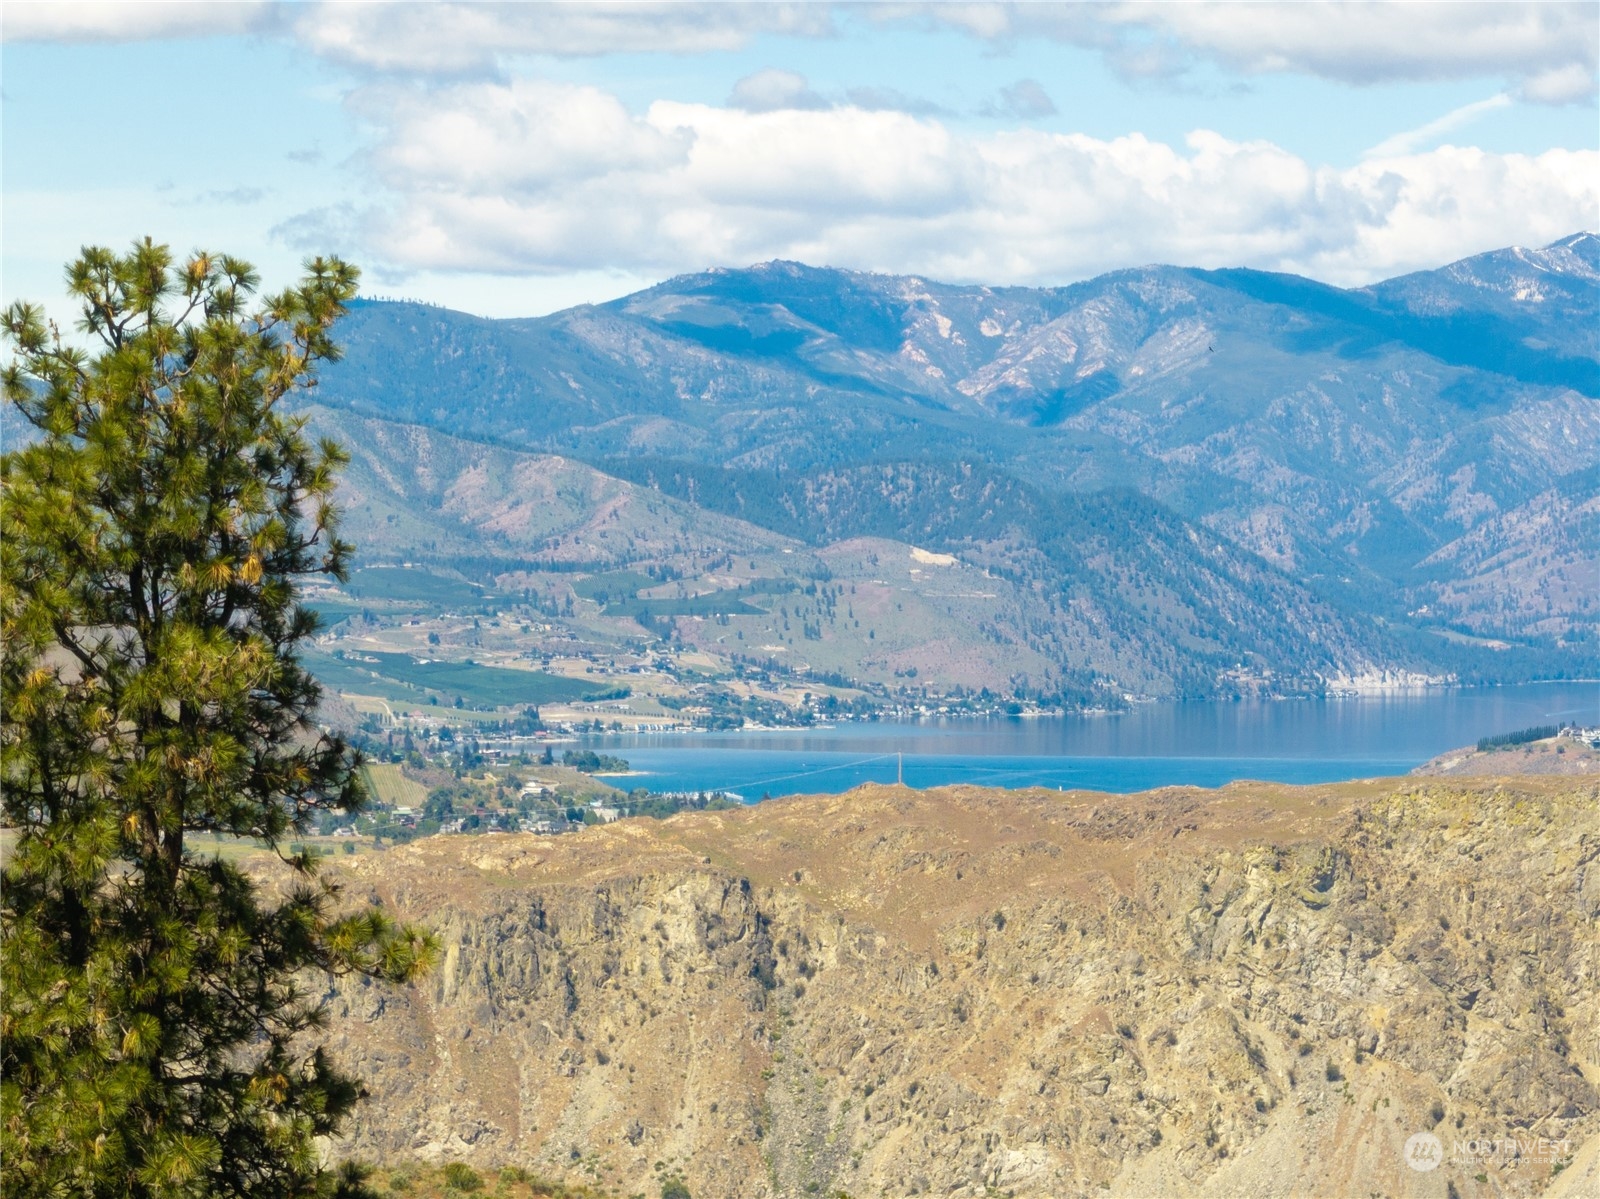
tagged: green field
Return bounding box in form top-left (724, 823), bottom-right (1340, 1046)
top-left (304, 653), bottom-right (441, 704)
top-left (613, 592), bottom-right (766, 619)
top-left (308, 649), bottom-right (607, 707)
top-left (338, 566), bottom-right (502, 608)
top-left (303, 598), bottom-right (369, 621)
top-left (574, 572), bottom-right (776, 619)
top-left (361, 762), bottom-right (429, 807)
top-left (367, 653), bottom-right (602, 704)
top-left (570, 569), bottom-right (657, 601)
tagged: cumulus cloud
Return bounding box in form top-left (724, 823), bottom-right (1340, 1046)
top-left (12, 2), bottom-right (1594, 104)
top-left (905, 1), bottom-right (1599, 104)
top-left (353, 79), bottom-right (690, 193)
top-left (1130, 2), bottom-right (1593, 84)
top-left (2, 1), bottom-right (836, 71)
top-left (288, 1), bottom-right (835, 74)
top-left (2, 0), bottom-right (276, 41)
top-left (331, 78), bottom-right (1598, 287)
top-left (1519, 63), bottom-right (1599, 105)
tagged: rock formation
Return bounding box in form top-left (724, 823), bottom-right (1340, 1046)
top-left (322, 777), bottom-right (1600, 1198)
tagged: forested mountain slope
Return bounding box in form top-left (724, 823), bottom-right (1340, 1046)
top-left (300, 235), bottom-right (1599, 693)
top-left (309, 407), bottom-right (1394, 699)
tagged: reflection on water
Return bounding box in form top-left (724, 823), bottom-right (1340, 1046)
top-left (579, 682), bottom-right (1599, 800)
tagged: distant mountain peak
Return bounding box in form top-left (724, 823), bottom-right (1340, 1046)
top-left (1544, 230), bottom-right (1597, 251)
top-left (1458, 230), bottom-right (1600, 282)
top-left (1539, 229), bottom-right (1600, 272)
top-left (752, 258), bottom-right (830, 275)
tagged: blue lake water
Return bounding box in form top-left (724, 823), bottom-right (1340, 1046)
top-left (580, 682), bottom-right (1600, 799)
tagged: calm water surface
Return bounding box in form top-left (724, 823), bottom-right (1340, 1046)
top-left (580, 682), bottom-right (1599, 799)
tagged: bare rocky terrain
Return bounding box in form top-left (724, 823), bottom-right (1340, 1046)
top-left (318, 776), bottom-right (1600, 1198)
top-left (1414, 739), bottom-right (1600, 778)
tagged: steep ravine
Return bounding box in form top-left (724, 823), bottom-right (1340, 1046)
top-left (323, 779), bottom-right (1600, 1198)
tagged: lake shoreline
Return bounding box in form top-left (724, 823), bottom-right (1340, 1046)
top-left (568, 681), bottom-right (1600, 801)
top-left (568, 678), bottom-right (1600, 742)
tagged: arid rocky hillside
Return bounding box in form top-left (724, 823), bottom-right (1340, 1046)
top-left (321, 778), bottom-right (1600, 1198)
top-left (1415, 740), bottom-right (1600, 778)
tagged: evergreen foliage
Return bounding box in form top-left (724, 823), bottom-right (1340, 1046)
top-left (561, 749), bottom-right (630, 774)
top-left (1476, 725), bottom-right (1559, 752)
top-left (1, 240), bottom-right (435, 1197)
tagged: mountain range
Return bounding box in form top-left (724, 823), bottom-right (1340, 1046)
top-left (297, 233), bottom-right (1598, 699)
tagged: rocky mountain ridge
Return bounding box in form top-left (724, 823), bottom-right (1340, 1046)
top-left (315, 401), bottom-right (1404, 699)
top-left (319, 775), bottom-right (1600, 1198)
top-left (307, 235), bottom-right (1599, 689)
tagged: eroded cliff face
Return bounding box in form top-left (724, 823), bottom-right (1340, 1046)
top-left (322, 778), bottom-right (1600, 1199)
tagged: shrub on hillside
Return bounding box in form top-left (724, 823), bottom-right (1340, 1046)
top-left (443, 1161), bottom-right (484, 1192)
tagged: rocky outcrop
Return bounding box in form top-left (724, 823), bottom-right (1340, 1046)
top-left (323, 778), bottom-right (1600, 1198)
top-left (1414, 739), bottom-right (1600, 777)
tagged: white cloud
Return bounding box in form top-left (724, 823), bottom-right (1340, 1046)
top-left (728, 69), bottom-right (829, 113)
top-left (983, 79), bottom-right (1057, 120)
top-left (336, 78), bottom-right (1600, 288)
top-left (1520, 63), bottom-right (1600, 105)
top-left (350, 266), bottom-right (657, 319)
top-left (907, 1), bottom-right (1599, 104)
top-left (1299, 145), bottom-right (1600, 284)
top-left (1, 0), bottom-right (835, 66)
top-left (12, 2), bottom-right (1594, 105)
top-left (843, 85), bottom-right (951, 117)
top-left (1364, 93), bottom-right (1513, 159)
top-left (1, 1), bottom-right (275, 41)
top-left (1129, 2), bottom-right (1594, 83)
top-left (289, 1), bottom-right (835, 74)
top-left (354, 79), bottom-right (690, 192)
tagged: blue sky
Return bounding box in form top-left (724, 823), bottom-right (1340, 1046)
top-left (4, 2), bottom-right (1597, 319)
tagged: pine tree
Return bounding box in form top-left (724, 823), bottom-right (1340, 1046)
top-left (1, 240), bottom-right (435, 1197)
